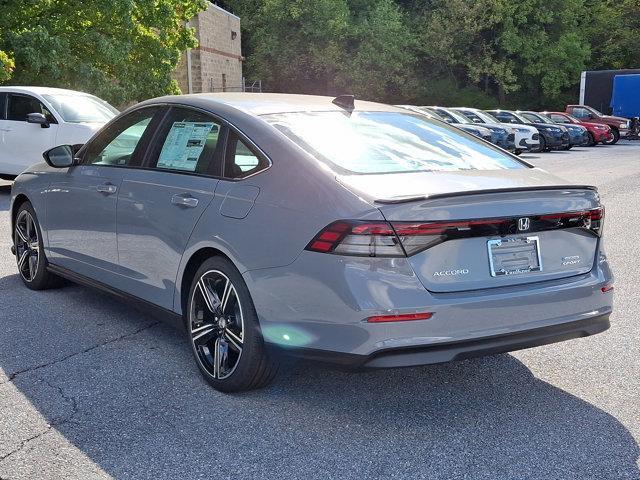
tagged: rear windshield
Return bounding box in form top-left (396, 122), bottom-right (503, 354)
top-left (262, 111), bottom-right (525, 174)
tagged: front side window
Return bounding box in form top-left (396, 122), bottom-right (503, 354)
top-left (84, 108), bottom-right (158, 166)
top-left (7, 94), bottom-right (55, 122)
top-left (550, 114), bottom-right (569, 123)
top-left (263, 111), bottom-right (526, 175)
top-left (572, 107), bottom-right (591, 119)
top-left (43, 94), bottom-right (119, 124)
top-left (0, 93), bottom-right (6, 119)
top-left (149, 108), bottom-right (223, 175)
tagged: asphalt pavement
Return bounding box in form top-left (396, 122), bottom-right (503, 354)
top-left (1, 142), bottom-right (639, 479)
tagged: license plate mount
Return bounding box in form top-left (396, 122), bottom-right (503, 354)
top-left (487, 236), bottom-right (542, 277)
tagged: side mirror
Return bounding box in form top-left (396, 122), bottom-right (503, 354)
top-left (27, 112), bottom-right (50, 128)
top-left (43, 145), bottom-right (75, 168)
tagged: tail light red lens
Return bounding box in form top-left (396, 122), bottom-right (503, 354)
top-left (306, 221), bottom-right (405, 257)
top-left (367, 312), bottom-right (433, 323)
top-left (306, 207), bottom-right (605, 257)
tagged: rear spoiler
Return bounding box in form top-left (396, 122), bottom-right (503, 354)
top-left (374, 185), bottom-right (598, 205)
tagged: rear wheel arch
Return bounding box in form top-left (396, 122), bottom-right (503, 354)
top-left (179, 247), bottom-right (240, 316)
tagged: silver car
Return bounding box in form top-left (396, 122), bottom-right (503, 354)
top-left (9, 93), bottom-right (614, 392)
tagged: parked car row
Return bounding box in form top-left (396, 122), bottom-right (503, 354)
top-left (396, 103), bottom-right (627, 155)
top-left (0, 85), bottom-right (632, 180)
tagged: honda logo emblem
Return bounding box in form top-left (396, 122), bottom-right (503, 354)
top-left (517, 217), bottom-right (531, 231)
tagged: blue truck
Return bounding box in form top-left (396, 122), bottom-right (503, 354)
top-left (611, 74), bottom-right (640, 118)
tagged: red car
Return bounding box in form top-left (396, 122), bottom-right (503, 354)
top-left (565, 105), bottom-right (629, 144)
top-left (542, 111), bottom-right (613, 146)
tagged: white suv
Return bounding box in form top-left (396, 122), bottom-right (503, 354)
top-left (0, 86), bottom-right (118, 179)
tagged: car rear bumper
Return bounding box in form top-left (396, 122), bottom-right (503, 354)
top-left (245, 249), bottom-right (614, 360)
top-left (277, 313), bottom-right (610, 369)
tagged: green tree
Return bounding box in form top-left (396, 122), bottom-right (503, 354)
top-left (418, 0), bottom-right (590, 108)
top-left (585, 0), bottom-right (640, 70)
top-left (225, 0), bottom-right (416, 102)
top-left (0, 0), bottom-right (206, 105)
top-left (0, 50), bottom-right (14, 82)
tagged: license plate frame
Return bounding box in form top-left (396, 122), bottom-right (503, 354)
top-left (487, 236), bottom-right (543, 277)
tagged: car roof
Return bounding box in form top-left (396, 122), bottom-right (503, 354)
top-left (146, 93), bottom-right (405, 116)
top-left (0, 86), bottom-right (98, 97)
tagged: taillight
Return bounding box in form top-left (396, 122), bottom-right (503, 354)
top-left (306, 221), bottom-right (405, 257)
top-left (306, 207), bottom-right (605, 257)
top-left (538, 207), bottom-right (604, 236)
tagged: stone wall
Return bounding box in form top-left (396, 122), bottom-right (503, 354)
top-left (173, 3), bottom-right (243, 94)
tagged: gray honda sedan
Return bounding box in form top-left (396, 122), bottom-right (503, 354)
top-left (10, 93), bottom-right (614, 392)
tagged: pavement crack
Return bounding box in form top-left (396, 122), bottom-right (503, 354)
top-left (3, 321), bottom-right (161, 385)
top-left (0, 324), bottom-right (154, 467)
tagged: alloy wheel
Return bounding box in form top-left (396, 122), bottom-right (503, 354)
top-left (14, 210), bottom-right (40, 282)
top-left (189, 270), bottom-right (244, 380)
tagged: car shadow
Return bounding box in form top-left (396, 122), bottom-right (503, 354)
top-left (1, 277), bottom-right (638, 478)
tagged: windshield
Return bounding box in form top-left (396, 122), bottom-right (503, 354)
top-left (588, 106), bottom-right (604, 116)
top-left (43, 94), bottom-right (119, 123)
top-left (262, 111), bottom-right (525, 175)
top-left (459, 109), bottom-right (500, 124)
top-left (521, 112), bottom-right (546, 123)
top-left (512, 112), bottom-right (533, 124)
top-left (432, 108), bottom-right (470, 124)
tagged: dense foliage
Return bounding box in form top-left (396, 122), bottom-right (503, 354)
top-left (223, 0), bottom-right (639, 109)
top-left (0, 0), bottom-right (637, 108)
top-left (0, 0), bottom-right (206, 105)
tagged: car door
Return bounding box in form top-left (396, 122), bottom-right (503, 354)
top-left (115, 106), bottom-right (224, 309)
top-left (45, 106), bottom-right (162, 283)
top-left (0, 92), bottom-right (60, 176)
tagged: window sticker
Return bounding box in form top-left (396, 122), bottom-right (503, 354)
top-left (157, 122), bottom-right (217, 171)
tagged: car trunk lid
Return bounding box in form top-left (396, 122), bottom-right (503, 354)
top-left (338, 170), bottom-right (601, 293)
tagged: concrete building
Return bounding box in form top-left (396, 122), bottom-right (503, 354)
top-left (173, 3), bottom-right (244, 94)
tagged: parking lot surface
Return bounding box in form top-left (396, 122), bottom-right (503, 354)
top-left (1, 143), bottom-right (639, 480)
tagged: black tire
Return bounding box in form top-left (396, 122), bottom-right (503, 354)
top-left (14, 202), bottom-right (64, 290)
top-left (603, 128), bottom-right (620, 145)
top-left (186, 256), bottom-right (278, 392)
top-left (538, 135), bottom-right (547, 152)
top-left (586, 132), bottom-right (596, 147)
top-left (514, 149), bottom-right (522, 156)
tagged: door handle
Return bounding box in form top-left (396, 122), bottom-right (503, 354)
top-left (171, 194), bottom-right (199, 208)
top-left (96, 183), bottom-right (117, 195)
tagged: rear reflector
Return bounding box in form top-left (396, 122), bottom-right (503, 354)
top-left (367, 312), bottom-right (433, 323)
top-left (601, 284), bottom-right (614, 293)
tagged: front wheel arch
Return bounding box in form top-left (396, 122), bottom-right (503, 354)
top-left (11, 194), bottom-right (31, 235)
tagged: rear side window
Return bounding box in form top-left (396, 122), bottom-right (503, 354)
top-left (7, 94), bottom-right (55, 122)
top-left (147, 107), bottom-right (223, 175)
top-left (224, 131), bottom-right (268, 179)
top-left (263, 111), bottom-right (525, 174)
